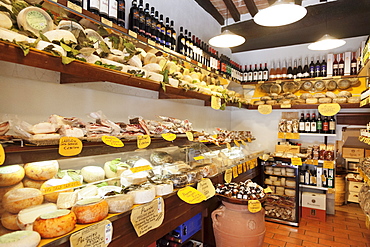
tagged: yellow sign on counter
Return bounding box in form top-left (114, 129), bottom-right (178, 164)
top-left (0, 144), bottom-right (4, 165)
top-left (248, 200), bottom-right (262, 213)
top-left (70, 220), bottom-right (112, 247)
top-left (224, 169), bottom-right (232, 183)
top-left (278, 132), bottom-right (285, 139)
top-left (137, 135), bottom-right (151, 149)
top-left (193, 156), bottom-right (204, 161)
top-left (59, 137), bottom-right (83, 156)
top-left (264, 187), bottom-right (273, 194)
top-left (197, 178), bottom-right (215, 200)
top-left (102, 136), bottom-right (124, 147)
top-left (161, 133), bottom-right (177, 141)
top-left (177, 187), bottom-right (206, 204)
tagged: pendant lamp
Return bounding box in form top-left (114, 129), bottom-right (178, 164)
top-left (253, 0), bottom-right (307, 27)
top-left (208, 11), bottom-right (245, 48)
top-left (308, 34), bottom-right (346, 51)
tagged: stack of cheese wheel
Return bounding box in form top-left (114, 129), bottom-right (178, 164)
top-left (72, 198), bottom-right (109, 224)
top-left (23, 160), bottom-right (59, 189)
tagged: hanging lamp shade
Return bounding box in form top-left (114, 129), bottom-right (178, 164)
top-left (253, 0), bottom-right (307, 27)
top-left (308, 34), bottom-right (346, 50)
top-left (208, 29), bottom-right (245, 48)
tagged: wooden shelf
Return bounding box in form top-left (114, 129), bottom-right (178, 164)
top-left (299, 133), bottom-right (336, 137)
top-left (299, 184), bottom-right (330, 191)
top-left (247, 103), bottom-right (361, 110)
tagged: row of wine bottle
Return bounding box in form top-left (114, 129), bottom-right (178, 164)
top-left (299, 166), bottom-right (334, 188)
top-left (299, 112), bottom-right (336, 134)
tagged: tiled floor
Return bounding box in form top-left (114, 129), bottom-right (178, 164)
top-left (263, 203), bottom-right (370, 247)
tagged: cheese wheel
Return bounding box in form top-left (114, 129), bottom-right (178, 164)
top-left (33, 209), bottom-right (76, 238)
top-left (40, 179), bottom-right (73, 203)
top-left (0, 230), bottom-right (41, 247)
top-left (105, 194), bottom-right (134, 213)
top-left (0, 165), bottom-right (25, 187)
top-left (22, 178), bottom-right (45, 189)
top-left (306, 98), bottom-right (318, 104)
top-left (0, 182), bottom-right (23, 200)
top-left (0, 223), bottom-right (11, 237)
top-left (2, 188), bottom-right (43, 214)
top-left (155, 183), bottom-right (174, 196)
top-left (1, 212), bottom-right (20, 230)
top-left (57, 192), bottom-right (77, 209)
top-left (17, 203), bottom-right (58, 231)
top-left (128, 185), bottom-right (156, 204)
top-left (81, 166), bottom-right (105, 183)
top-left (72, 198), bottom-right (109, 224)
top-left (24, 160), bottom-right (59, 181)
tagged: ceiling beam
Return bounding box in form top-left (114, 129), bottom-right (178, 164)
top-left (243, 0), bottom-right (258, 17)
top-left (223, 0), bottom-right (240, 22)
top-left (194, 0), bottom-right (224, 25)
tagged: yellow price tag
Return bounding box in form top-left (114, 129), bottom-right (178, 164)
top-left (177, 186), bottom-right (206, 204)
top-left (226, 143), bottom-right (231, 149)
top-left (102, 136), bottom-right (124, 147)
top-left (130, 165), bottom-right (152, 173)
top-left (40, 181), bottom-right (81, 195)
top-left (323, 160), bottom-right (334, 169)
top-left (232, 166), bottom-right (238, 178)
top-left (238, 164), bottom-right (243, 174)
top-left (148, 39), bottom-right (156, 46)
top-left (234, 140), bottom-right (240, 147)
top-left (137, 135), bottom-right (151, 149)
top-left (305, 159), bottom-right (313, 165)
top-left (291, 157), bottom-right (302, 166)
top-left (211, 96), bottom-right (221, 110)
top-left (193, 156), bottom-right (204, 161)
top-left (241, 140), bottom-right (247, 146)
top-left (212, 134), bottom-right (218, 139)
top-left (161, 133), bottom-right (176, 141)
top-left (243, 162), bottom-right (247, 172)
top-left (101, 17), bottom-right (113, 27)
top-left (264, 187), bottom-right (273, 193)
top-left (186, 131), bottom-right (194, 141)
top-left (281, 104), bottom-right (292, 109)
top-left (292, 133), bottom-right (300, 139)
top-left (128, 30), bottom-right (138, 38)
top-left (59, 137), bottom-right (83, 156)
top-left (313, 159), bottom-right (319, 166)
top-left (248, 200), bottom-right (262, 213)
top-left (318, 103), bottom-right (341, 116)
top-left (285, 132), bottom-right (294, 139)
top-left (224, 169), bottom-right (232, 183)
top-left (278, 132), bottom-right (285, 139)
top-left (67, 1), bottom-right (82, 13)
top-left (0, 144), bottom-right (4, 165)
top-left (196, 178), bottom-right (215, 200)
top-left (247, 138), bottom-right (252, 143)
top-left (258, 105), bottom-right (272, 115)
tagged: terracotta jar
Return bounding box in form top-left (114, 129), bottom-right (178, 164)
top-left (212, 201), bottom-right (266, 247)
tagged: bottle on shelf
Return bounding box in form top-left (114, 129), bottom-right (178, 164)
top-left (323, 116), bottom-right (329, 134)
top-left (108, 0), bottom-right (118, 24)
top-left (309, 57), bottom-right (315, 78)
top-left (310, 113), bottom-right (317, 133)
top-left (144, 3), bottom-right (152, 39)
top-left (257, 63), bottom-right (263, 81)
top-left (315, 56), bottom-right (321, 77)
top-left (338, 53), bottom-right (345, 76)
top-left (329, 115), bottom-right (336, 134)
top-left (299, 113), bottom-right (305, 133)
top-left (321, 56), bottom-right (327, 77)
top-left (333, 54), bottom-right (339, 76)
top-left (150, 7), bottom-right (157, 41)
top-left (304, 168), bottom-right (310, 185)
top-left (323, 170), bottom-right (328, 187)
top-left (303, 57), bottom-right (309, 78)
top-left (184, 29), bottom-right (190, 57)
top-left (297, 58), bottom-right (303, 78)
top-left (269, 61), bottom-right (276, 80)
top-left (159, 15), bottom-right (166, 46)
top-left (155, 11), bottom-right (162, 44)
top-left (327, 173), bottom-right (334, 188)
top-left (262, 63), bottom-right (269, 81)
top-left (287, 59), bottom-right (293, 79)
top-left (316, 114), bottom-right (323, 134)
top-left (99, 0), bottom-right (109, 20)
top-left (170, 20), bottom-right (176, 51)
top-left (117, 0), bottom-right (125, 27)
top-left (73, 0), bottom-right (82, 7)
top-left (138, 0), bottom-right (145, 37)
top-left (177, 26), bottom-right (185, 55)
top-left (300, 168), bottom-right (305, 184)
top-left (281, 60), bottom-right (287, 79)
top-left (247, 64), bottom-right (253, 82)
top-left (128, 0), bottom-right (139, 33)
top-left (253, 64), bottom-right (258, 82)
top-left (310, 168), bottom-right (317, 186)
top-left (305, 113), bottom-right (311, 133)
top-left (275, 60), bottom-right (282, 79)
top-left (350, 52), bottom-right (357, 75)
top-left (292, 59), bottom-right (298, 79)
top-left (165, 17), bottom-right (172, 48)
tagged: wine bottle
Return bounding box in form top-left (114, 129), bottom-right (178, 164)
top-left (304, 168), bottom-right (310, 185)
top-left (338, 53), bottom-right (345, 76)
top-left (321, 56), bottom-right (327, 77)
top-left (299, 113), bottom-right (305, 133)
top-left (275, 60), bottom-right (281, 79)
top-left (323, 116), bottom-right (329, 134)
top-left (305, 113), bottom-right (311, 133)
top-left (108, 0), bottom-right (118, 24)
top-left (144, 3), bottom-right (151, 39)
top-left (316, 114), bottom-right (323, 134)
top-left (303, 57), bottom-right (309, 78)
top-left (99, 0), bottom-right (109, 20)
top-left (159, 15), bottom-right (166, 46)
top-left (310, 113), bottom-right (317, 133)
top-left (117, 0), bottom-right (125, 27)
top-left (309, 57), bottom-right (315, 78)
top-left (300, 168), bottom-right (305, 184)
top-left (350, 52), bottom-right (357, 75)
top-left (297, 58), bottom-right (303, 78)
top-left (281, 60), bottom-right (287, 79)
top-left (333, 54), bottom-right (339, 76)
top-left (269, 61), bottom-right (276, 80)
top-left (88, 0), bottom-right (100, 15)
top-left (310, 168), bottom-right (317, 186)
top-left (315, 56), bottom-right (321, 77)
top-left (155, 11), bottom-right (161, 44)
top-left (138, 0), bottom-right (145, 37)
top-left (247, 65), bottom-right (253, 82)
top-left (73, 0), bottom-right (82, 7)
top-left (177, 26), bottom-right (184, 54)
top-left (329, 115), bottom-right (336, 134)
top-left (292, 59), bottom-right (298, 79)
top-left (129, 0), bottom-right (139, 33)
top-left (187, 31), bottom-right (194, 59)
top-left (287, 60), bottom-right (293, 79)
top-left (262, 63), bottom-right (269, 81)
top-left (171, 20), bottom-right (176, 51)
top-left (150, 7), bottom-right (157, 41)
top-left (323, 170), bottom-right (328, 187)
top-left (165, 17), bottom-right (171, 48)
top-left (257, 63), bottom-right (263, 81)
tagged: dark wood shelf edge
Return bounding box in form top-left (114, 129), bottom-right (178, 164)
top-left (247, 103), bottom-right (361, 110)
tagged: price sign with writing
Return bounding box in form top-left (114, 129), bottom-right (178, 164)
top-left (186, 131), bottom-right (194, 141)
top-left (305, 159), bottom-right (313, 165)
top-left (211, 96), bottom-right (221, 110)
top-left (102, 136), bottom-right (124, 147)
top-left (177, 187), bottom-right (206, 204)
top-left (258, 105), bottom-right (272, 115)
top-left (224, 169), bottom-right (232, 183)
top-left (128, 30), bottom-right (138, 38)
top-left (238, 164), bottom-right (243, 174)
top-left (67, 1), bottom-right (82, 13)
top-left (130, 165), bottom-right (152, 173)
top-left (137, 135), bottom-right (151, 149)
top-left (278, 132), bottom-right (285, 139)
top-left (264, 187), bottom-right (273, 193)
top-left (161, 133), bottom-right (176, 141)
top-left (70, 220), bottom-right (112, 247)
top-left (0, 144), bottom-right (4, 165)
top-left (193, 156), bottom-right (204, 161)
top-left (234, 140), bottom-right (240, 147)
top-left (59, 137), bottom-right (83, 156)
top-left (313, 160), bottom-right (319, 166)
top-left (281, 104), bottom-right (291, 109)
top-left (323, 160), bottom-right (334, 169)
top-left (318, 103), bottom-right (341, 116)
top-left (232, 166), bottom-right (238, 178)
top-left (248, 200), bottom-right (262, 213)
top-left (285, 132), bottom-right (294, 139)
top-left (292, 133), bottom-right (300, 139)
top-left (41, 181), bottom-right (81, 195)
top-left (291, 157), bottom-right (302, 166)
top-left (197, 178), bottom-right (215, 200)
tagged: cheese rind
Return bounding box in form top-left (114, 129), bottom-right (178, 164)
top-left (17, 203), bottom-right (58, 230)
top-left (81, 166), bottom-right (105, 183)
top-left (33, 210), bottom-right (77, 238)
top-left (72, 198), bottom-right (109, 224)
top-left (0, 165), bottom-right (25, 187)
top-left (0, 230), bottom-right (41, 247)
top-left (1, 212), bottom-right (20, 230)
top-left (2, 188), bottom-right (44, 214)
top-left (24, 160), bottom-right (59, 181)
top-left (105, 194), bottom-right (134, 213)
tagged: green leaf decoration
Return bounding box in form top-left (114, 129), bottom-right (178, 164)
top-left (96, 182), bottom-right (109, 188)
top-left (39, 32), bottom-right (50, 42)
top-left (62, 56), bottom-right (75, 64)
top-left (60, 42), bottom-right (72, 52)
top-left (14, 40), bottom-right (30, 56)
top-left (220, 103), bottom-right (226, 110)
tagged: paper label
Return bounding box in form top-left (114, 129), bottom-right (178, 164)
top-left (232, 166), bottom-right (238, 178)
top-left (234, 140), bottom-right (240, 147)
top-left (211, 96), bottom-right (221, 110)
top-left (59, 137), bottom-right (83, 156)
top-left (285, 133), bottom-right (294, 139)
top-left (130, 165), bottom-right (152, 173)
top-left (241, 140), bottom-right (247, 146)
top-left (101, 17), bottom-right (113, 27)
top-left (185, 57), bottom-right (191, 62)
top-left (137, 135), bottom-right (151, 149)
top-left (102, 136), bottom-right (124, 147)
top-left (41, 181), bottom-right (81, 195)
top-left (148, 39), bottom-right (155, 46)
top-left (323, 160), bottom-right (335, 169)
top-left (226, 143), bottom-right (231, 149)
top-left (292, 133), bottom-right (300, 139)
top-left (278, 132), bottom-right (285, 139)
top-left (186, 131), bottom-right (194, 141)
top-left (291, 157), bottom-right (302, 166)
top-left (238, 164), bottom-right (243, 174)
top-left (224, 169), bottom-right (232, 183)
top-left (0, 144), bottom-right (4, 165)
top-left (128, 30), bottom-right (138, 38)
top-left (264, 187), bottom-right (273, 193)
top-left (70, 220), bottom-right (112, 247)
top-left (248, 200), bottom-right (262, 213)
top-left (196, 178), bottom-right (215, 200)
top-left (281, 104), bottom-right (291, 109)
top-left (243, 162), bottom-right (247, 172)
top-left (177, 186), bottom-right (206, 204)
top-left (313, 159), bottom-right (319, 166)
top-left (318, 103), bottom-right (341, 116)
top-left (305, 159), bottom-right (313, 165)
top-left (163, 47), bottom-right (170, 53)
top-left (197, 62), bottom-right (202, 67)
top-left (130, 197), bottom-right (164, 237)
top-left (258, 105), bottom-right (272, 115)
top-left (258, 81), bottom-right (264, 84)
top-left (247, 138), bottom-right (252, 143)
top-left (67, 1), bottom-right (82, 13)
top-left (161, 133), bottom-right (176, 141)
top-left (193, 156), bottom-right (204, 161)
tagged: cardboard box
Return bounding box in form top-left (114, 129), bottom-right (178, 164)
top-left (173, 213), bottom-right (202, 243)
top-left (275, 145), bottom-right (300, 154)
top-left (301, 192), bottom-right (326, 222)
top-left (342, 147), bottom-right (364, 159)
